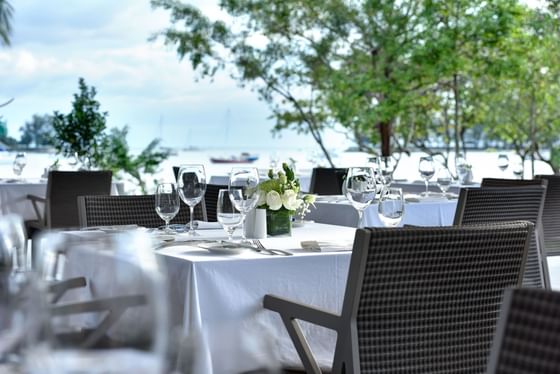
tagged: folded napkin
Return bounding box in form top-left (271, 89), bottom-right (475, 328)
top-left (258, 238), bottom-right (352, 253)
top-left (194, 221), bottom-right (223, 230)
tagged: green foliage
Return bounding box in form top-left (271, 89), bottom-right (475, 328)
top-left (0, 0), bottom-right (13, 46)
top-left (19, 114), bottom-right (55, 147)
top-left (51, 78), bottom-right (170, 192)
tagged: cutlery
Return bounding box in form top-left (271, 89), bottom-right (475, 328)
top-left (252, 240), bottom-right (293, 256)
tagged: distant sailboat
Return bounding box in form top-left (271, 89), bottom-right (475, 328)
top-left (210, 109), bottom-right (258, 163)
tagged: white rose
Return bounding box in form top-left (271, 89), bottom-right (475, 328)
top-left (282, 189), bottom-right (300, 211)
top-left (257, 189), bottom-right (267, 206)
top-left (266, 190), bottom-right (283, 210)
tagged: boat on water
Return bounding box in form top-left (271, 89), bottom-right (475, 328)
top-left (210, 152), bottom-right (259, 164)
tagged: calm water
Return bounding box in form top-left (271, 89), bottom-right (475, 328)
top-left (0, 148), bottom-right (553, 194)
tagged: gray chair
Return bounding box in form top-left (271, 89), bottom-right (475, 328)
top-left (308, 168), bottom-right (347, 195)
top-left (536, 175), bottom-right (560, 256)
top-left (78, 194), bottom-right (207, 228)
top-left (265, 222), bottom-right (532, 374)
top-left (486, 288), bottom-right (560, 374)
top-left (26, 171), bottom-right (113, 232)
top-left (454, 186), bottom-right (548, 288)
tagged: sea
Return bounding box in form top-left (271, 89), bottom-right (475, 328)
top-left (0, 147), bottom-right (553, 194)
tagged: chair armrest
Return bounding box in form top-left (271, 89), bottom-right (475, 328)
top-left (26, 194), bottom-right (46, 225)
top-left (51, 294), bottom-right (147, 348)
top-left (264, 294), bottom-right (340, 331)
top-left (48, 277), bottom-right (87, 303)
top-left (264, 294), bottom-right (341, 374)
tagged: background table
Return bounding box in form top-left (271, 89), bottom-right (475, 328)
top-left (306, 196), bottom-right (458, 227)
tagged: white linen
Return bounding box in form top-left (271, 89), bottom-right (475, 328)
top-left (306, 197), bottom-right (458, 227)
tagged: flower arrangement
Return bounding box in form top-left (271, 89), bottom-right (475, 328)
top-left (257, 162), bottom-right (315, 235)
top-left (257, 163), bottom-right (314, 212)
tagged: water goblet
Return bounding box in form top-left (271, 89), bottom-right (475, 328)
top-left (228, 168), bottom-right (260, 243)
top-left (497, 153), bottom-right (509, 175)
top-left (512, 160), bottom-right (524, 179)
top-left (216, 189), bottom-right (242, 241)
top-left (377, 187), bottom-right (405, 227)
top-left (177, 165), bottom-right (207, 236)
top-left (418, 156), bottom-right (435, 196)
top-left (0, 214), bottom-right (28, 272)
top-left (155, 183), bottom-right (180, 233)
top-left (344, 167), bottom-right (377, 228)
top-left (436, 167), bottom-right (453, 197)
top-left (368, 157), bottom-right (386, 198)
top-left (379, 156), bottom-right (396, 187)
top-left (12, 152), bottom-right (27, 177)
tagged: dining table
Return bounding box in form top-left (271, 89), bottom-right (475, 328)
top-left (306, 193), bottom-right (458, 227)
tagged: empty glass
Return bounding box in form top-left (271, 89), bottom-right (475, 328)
top-left (497, 153), bottom-right (509, 174)
top-left (12, 152), bottom-right (27, 177)
top-left (436, 167), bottom-right (453, 197)
top-left (31, 230), bottom-right (170, 373)
top-left (0, 214), bottom-right (28, 272)
top-left (512, 160), bottom-right (524, 179)
top-left (344, 167), bottom-right (377, 228)
top-left (216, 189), bottom-right (242, 241)
top-left (379, 156), bottom-right (396, 187)
top-left (177, 165), bottom-right (207, 236)
top-left (228, 168), bottom-right (260, 243)
top-left (377, 187), bottom-right (405, 227)
top-left (155, 183), bottom-right (180, 233)
top-left (418, 156), bottom-right (435, 196)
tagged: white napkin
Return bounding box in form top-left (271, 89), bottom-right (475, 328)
top-left (195, 221), bottom-right (222, 230)
top-left (258, 238), bottom-right (352, 253)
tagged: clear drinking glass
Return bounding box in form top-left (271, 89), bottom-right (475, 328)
top-left (512, 160), bottom-right (523, 179)
top-left (377, 187), bottom-right (405, 227)
top-left (497, 153), bottom-right (509, 175)
top-left (344, 167), bottom-right (377, 228)
top-left (216, 189), bottom-right (242, 241)
top-left (177, 165), bottom-right (207, 236)
top-left (13, 152), bottom-right (27, 177)
top-left (418, 156), bottom-right (435, 196)
top-left (155, 183), bottom-right (180, 233)
top-left (379, 156), bottom-right (396, 187)
top-left (0, 214), bottom-right (28, 272)
top-left (436, 167), bottom-right (453, 197)
top-left (30, 230), bottom-right (170, 374)
top-left (228, 168), bottom-right (260, 243)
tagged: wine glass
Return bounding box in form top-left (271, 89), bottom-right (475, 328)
top-left (368, 157), bottom-right (386, 198)
top-left (344, 167), bottom-right (377, 228)
top-left (379, 156), bottom-right (396, 187)
top-left (377, 187), bottom-right (405, 227)
top-left (13, 152), bottom-right (27, 177)
top-left (497, 153), bottom-right (509, 175)
top-left (228, 168), bottom-right (260, 243)
top-left (177, 165), bottom-right (207, 236)
top-left (436, 167), bottom-right (453, 197)
top-left (31, 230), bottom-right (170, 373)
top-left (0, 214), bottom-right (28, 272)
top-left (512, 159), bottom-right (524, 179)
top-left (216, 189), bottom-right (242, 241)
top-left (155, 183), bottom-right (180, 233)
top-left (418, 156), bottom-right (435, 196)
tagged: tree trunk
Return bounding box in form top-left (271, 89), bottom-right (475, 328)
top-left (379, 121), bottom-right (391, 156)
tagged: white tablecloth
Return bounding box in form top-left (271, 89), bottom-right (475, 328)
top-left (306, 196), bottom-right (458, 227)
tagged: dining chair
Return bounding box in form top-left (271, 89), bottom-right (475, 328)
top-left (454, 186), bottom-right (548, 288)
top-left (486, 288), bottom-right (560, 374)
top-left (535, 175), bottom-right (560, 256)
top-left (26, 171), bottom-right (113, 233)
top-left (77, 194), bottom-right (207, 228)
top-left (308, 168), bottom-right (347, 195)
top-left (480, 177), bottom-right (546, 188)
top-left (264, 222), bottom-right (532, 374)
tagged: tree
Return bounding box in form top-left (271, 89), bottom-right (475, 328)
top-left (51, 78), bottom-right (171, 192)
top-left (19, 114), bottom-right (55, 148)
top-left (0, 0), bottom-right (12, 46)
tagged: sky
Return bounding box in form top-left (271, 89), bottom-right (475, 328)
top-left (0, 0), bottom-right (347, 151)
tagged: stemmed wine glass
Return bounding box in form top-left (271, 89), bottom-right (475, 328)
top-left (379, 156), bottom-right (396, 187)
top-left (177, 165), bottom-right (207, 236)
top-left (436, 167), bottom-right (453, 197)
top-left (512, 160), bottom-right (524, 179)
top-left (0, 214), bottom-right (28, 272)
top-left (217, 189), bottom-right (242, 241)
top-left (344, 167), bottom-right (377, 228)
top-left (418, 156), bottom-right (435, 196)
top-left (377, 187), bottom-right (405, 227)
top-left (13, 152), bottom-right (27, 177)
top-left (497, 153), bottom-right (509, 175)
top-left (228, 168), bottom-right (260, 243)
top-left (155, 183), bottom-right (180, 233)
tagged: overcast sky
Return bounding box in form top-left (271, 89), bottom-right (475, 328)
top-left (0, 0), bottom-right (345, 151)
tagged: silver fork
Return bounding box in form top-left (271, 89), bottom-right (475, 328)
top-left (252, 240), bottom-right (293, 256)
